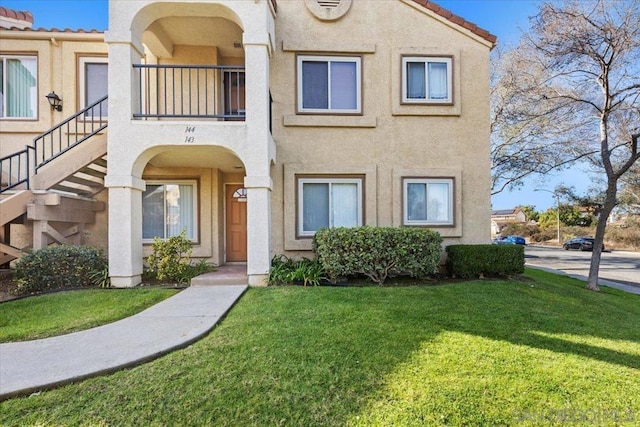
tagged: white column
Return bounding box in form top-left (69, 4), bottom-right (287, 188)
top-left (245, 176), bottom-right (272, 286)
top-left (106, 175), bottom-right (145, 287)
top-left (104, 34), bottom-right (145, 287)
top-left (243, 37), bottom-right (272, 286)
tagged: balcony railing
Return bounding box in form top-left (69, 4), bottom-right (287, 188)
top-left (133, 64), bottom-right (245, 120)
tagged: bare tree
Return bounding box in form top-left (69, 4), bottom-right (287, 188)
top-left (491, 0), bottom-right (640, 291)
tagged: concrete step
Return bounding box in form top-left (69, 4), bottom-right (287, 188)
top-left (190, 265), bottom-right (248, 286)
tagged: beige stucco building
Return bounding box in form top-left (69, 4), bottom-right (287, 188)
top-left (1, 0), bottom-right (496, 286)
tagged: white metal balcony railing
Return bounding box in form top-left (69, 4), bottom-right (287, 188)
top-left (133, 64), bottom-right (246, 120)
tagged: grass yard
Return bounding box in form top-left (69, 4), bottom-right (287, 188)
top-left (1, 269), bottom-right (639, 426)
top-left (0, 288), bottom-right (179, 342)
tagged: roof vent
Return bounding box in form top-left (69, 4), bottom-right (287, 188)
top-left (305, 0), bottom-right (352, 21)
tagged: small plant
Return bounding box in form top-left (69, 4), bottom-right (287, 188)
top-left (268, 255), bottom-right (326, 286)
top-left (89, 266), bottom-right (111, 288)
top-left (288, 258), bottom-right (327, 287)
top-left (146, 232), bottom-right (217, 285)
top-left (147, 230), bottom-right (193, 284)
top-left (14, 245), bottom-right (108, 294)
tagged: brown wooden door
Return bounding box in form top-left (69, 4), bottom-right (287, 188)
top-left (226, 184), bottom-right (247, 262)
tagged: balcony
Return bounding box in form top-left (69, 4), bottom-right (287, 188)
top-left (133, 64), bottom-right (245, 120)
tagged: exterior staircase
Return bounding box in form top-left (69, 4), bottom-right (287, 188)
top-left (0, 96), bottom-right (108, 266)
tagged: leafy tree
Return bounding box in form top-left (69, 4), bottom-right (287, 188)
top-left (492, 0), bottom-right (640, 291)
top-left (517, 205), bottom-right (539, 222)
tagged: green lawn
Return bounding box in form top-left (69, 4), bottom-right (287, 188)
top-left (1, 269), bottom-right (639, 426)
top-left (0, 288), bottom-right (179, 342)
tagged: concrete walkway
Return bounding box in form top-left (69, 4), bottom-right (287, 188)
top-left (0, 284), bottom-right (247, 400)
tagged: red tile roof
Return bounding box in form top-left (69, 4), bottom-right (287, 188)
top-left (0, 26), bottom-right (103, 33)
top-left (411, 0), bottom-right (497, 46)
top-left (0, 6), bottom-right (33, 24)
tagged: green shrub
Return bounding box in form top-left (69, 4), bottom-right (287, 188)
top-left (313, 226), bottom-right (443, 284)
top-left (14, 245), bottom-right (108, 294)
top-left (147, 230), bottom-right (213, 284)
top-left (446, 244), bottom-right (524, 279)
top-left (268, 255), bottom-right (326, 286)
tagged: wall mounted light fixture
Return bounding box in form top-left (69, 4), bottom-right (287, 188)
top-left (46, 92), bottom-right (63, 111)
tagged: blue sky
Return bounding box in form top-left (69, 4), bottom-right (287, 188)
top-left (2, 0), bottom-right (583, 211)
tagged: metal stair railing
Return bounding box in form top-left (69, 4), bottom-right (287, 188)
top-left (0, 146), bottom-right (34, 192)
top-left (0, 95), bottom-right (108, 194)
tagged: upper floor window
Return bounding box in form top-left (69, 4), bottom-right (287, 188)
top-left (0, 55), bottom-right (37, 119)
top-left (79, 57), bottom-right (108, 116)
top-left (297, 55), bottom-right (361, 114)
top-left (298, 177), bottom-right (363, 236)
top-left (142, 180), bottom-right (198, 242)
top-left (401, 56), bottom-right (452, 104)
top-left (403, 178), bottom-right (454, 226)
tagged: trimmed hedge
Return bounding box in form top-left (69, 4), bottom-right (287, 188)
top-left (14, 245), bottom-right (108, 294)
top-left (313, 226), bottom-right (442, 284)
top-left (446, 244), bottom-right (524, 279)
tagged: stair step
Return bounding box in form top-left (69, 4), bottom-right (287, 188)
top-left (93, 158), bottom-right (108, 168)
top-left (65, 174), bottom-right (103, 188)
top-left (52, 183), bottom-right (94, 197)
top-left (78, 165), bottom-right (107, 179)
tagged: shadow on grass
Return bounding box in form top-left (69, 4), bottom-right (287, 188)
top-left (1, 269), bottom-right (639, 426)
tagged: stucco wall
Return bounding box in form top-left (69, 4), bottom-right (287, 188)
top-left (269, 0), bottom-right (493, 256)
top-left (0, 31), bottom-right (106, 157)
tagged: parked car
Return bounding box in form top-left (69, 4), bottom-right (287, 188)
top-left (562, 237), bottom-right (605, 252)
top-left (492, 235), bottom-right (526, 245)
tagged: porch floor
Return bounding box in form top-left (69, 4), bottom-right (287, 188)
top-left (190, 264), bottom-right (248, 286)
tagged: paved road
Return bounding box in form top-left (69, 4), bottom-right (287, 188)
top-left (525, 246), bottom-right (640, 287)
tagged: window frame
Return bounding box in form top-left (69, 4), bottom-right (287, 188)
top-left (142, 179), bottom-right (199, 243)
top-left (401, 55), bottom-right (453, 105)
top-left (296, 54), bottom-right (362, 115)
top-left (402, 177), bottom-right (455, 226)
top-left (78, 56), bottom-right (108, 115)
top-left (297, 176), bottom-right (364, 237)
top-left (0, 54), bottom-right (38, 120)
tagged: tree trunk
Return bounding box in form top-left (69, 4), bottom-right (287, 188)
top-left (586, 183), bottom-right (617, 291)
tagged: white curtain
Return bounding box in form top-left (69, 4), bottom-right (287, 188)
top-left (143, 184), bottom-right (195, 239)
top-left (428, 62), bottom-right (448, 100)
top-left (330, 61), bottom-right (357, 110)
top-left (427, 182), bottom-right (450, 221)
top-left (406, 62), bottom-right (426, 99)
top-left (331, 183), bottom-right (358, 227)
top-left (6, 58), bottom-right (37, 118)
top-left (176, 184), bottom-right (194, 239)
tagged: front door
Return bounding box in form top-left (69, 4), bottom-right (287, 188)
top-left (226, 184), bottom-right (247, 262)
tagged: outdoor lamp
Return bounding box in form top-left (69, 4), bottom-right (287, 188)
top-left (46, 92), bottom-right (63, 112)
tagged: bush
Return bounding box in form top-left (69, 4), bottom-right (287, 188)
top-left (530, 228), bottom-right (558, 242)
top-left (499, 223), bottom-right (539, 238)
top-left (268, 255), bottom-right (326, 286)
top-left (14, 245), bottom-right (108, 294)
top-left (313, 226), bottom-right (442, 284)
top-left (146, 230), bottom-right (214, 284)
top-left (446, 244), bottom-right (524, 279)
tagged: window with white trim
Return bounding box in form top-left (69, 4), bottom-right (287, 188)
top-left (0, 55), bottom-right (37, 118)
top-left (403, 178), bottom-right (454, 226)
top-left (401, 56), bottom-right (452, 104)
top-left (298, 177), bottom-right (363, 236)
top-left (79, 57), bottom-right (108, 115)
top-left (142, 180), bottom-right (198, 241)
top-left (297, 55), bottom-right (361, 114)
